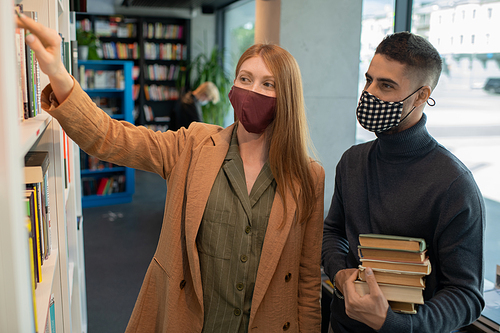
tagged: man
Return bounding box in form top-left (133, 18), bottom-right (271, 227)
top-left (322, 32), bottom-right (485, 332)
top-left (171, 81), bottom-right (220, 130)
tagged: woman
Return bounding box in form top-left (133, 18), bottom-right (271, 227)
top-left (18, 14), bottom-right (325, 333)
top-left (171, 81), bottom-right (220, 131)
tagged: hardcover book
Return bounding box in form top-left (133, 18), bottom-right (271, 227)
top-left (354, 280), bottom-right (424, 304)
top-left (359, 234), bottom-right (426, 252)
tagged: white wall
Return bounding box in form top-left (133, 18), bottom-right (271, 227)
top-left (190, 8), bottom-right (217, 63)
top-left (280, 0), bottom-right (362, 210)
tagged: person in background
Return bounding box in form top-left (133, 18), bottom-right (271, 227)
top-left (171, 81), bottom-right (220, 131)
top-left (18, 13), bottom-right (324, 333)
top-left (322, 31), bottom-right (485, 333)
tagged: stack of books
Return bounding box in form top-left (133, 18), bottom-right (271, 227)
top-left (355, 234), bottom-right (432, 314)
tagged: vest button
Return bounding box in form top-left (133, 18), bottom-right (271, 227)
top-left (240, 254), bottom-right (248, 263)
top-left (179, 280), bottom-right (186, 289)
top-left (236, 282), bottom-right (244, 291)
top-left (234, 308), bottom-right (241, 316)
top-left (285, 273), bottom-right (292, 282)
top-left (283, 322), bottom-right (290, 330)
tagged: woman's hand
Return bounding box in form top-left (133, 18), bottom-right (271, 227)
top-left (16, 13), bottom-right (74, 103)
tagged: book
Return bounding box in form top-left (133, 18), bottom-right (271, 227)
top-left (360, 258), bottom-right (432, 274)
top-left (49, 294), bottom-right (56, 333)
top-left (354, 280), bottom-right (424, 304)
top-left (359, 234), bottom-right (426, 252)
top-left (388, 301), bottom-right (417, 314)
top-left (358, 246), bottom-right (427, 263)
top-left (25, 11), bottom-right (41, 117)
top-left (25, 188), bottom-right (43, 282)
top-left (24, 151), bottom-right (50, 184)
top-left (358, 266), bottom-right (426, 288)
top-left (25, 151), bottom-right (52, 263)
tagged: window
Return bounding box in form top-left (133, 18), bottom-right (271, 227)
top-left (357, 0), bottom-right (395, 143)
top-left (222, 0), bottom-right (255, 126)
top-left (412, 0), bottom-right (500, 284)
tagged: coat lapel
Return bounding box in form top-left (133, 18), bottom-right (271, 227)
top-left (184, 124), bottom-right (235, 309)
top-left (249, 182), bottom-right (300, 320)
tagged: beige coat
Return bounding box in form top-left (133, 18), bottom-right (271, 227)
top-left (42, 79), bottom-right (325, 332)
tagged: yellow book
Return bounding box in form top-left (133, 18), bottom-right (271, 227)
top-left (25, 215), bottom-right (38, 332)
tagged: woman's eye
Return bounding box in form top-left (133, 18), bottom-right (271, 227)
top-left (264, 82), bottom-right (275, 88)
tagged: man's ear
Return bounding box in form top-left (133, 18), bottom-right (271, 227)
top-left (414, 86), bottom-right (432, 108)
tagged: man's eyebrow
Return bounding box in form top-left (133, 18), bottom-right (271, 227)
top-left (366, 73), bottom-right (399, 87)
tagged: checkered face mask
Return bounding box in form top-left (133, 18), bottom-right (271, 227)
top-left (356, 87), bottom-right (423, 133)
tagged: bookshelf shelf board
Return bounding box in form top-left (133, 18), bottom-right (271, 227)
top-left (82, 192), bottom-right (133, 208)
top-left (35, 248), bottom-right (59, 333)
top-left (20, 113), bottom-right (52, 156)
top-left (81, 166), bottom-right (127, 175)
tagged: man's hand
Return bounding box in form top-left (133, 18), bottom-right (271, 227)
top-left (334, 268), bottom-right (358, 295)
top-left (343, 268), bottom-right (389, 331)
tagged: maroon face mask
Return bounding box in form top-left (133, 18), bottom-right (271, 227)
top-left (228, 85), bottom-right (277, 134)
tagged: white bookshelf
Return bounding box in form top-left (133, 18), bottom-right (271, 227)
top-left (0, 0), bottom-right (87, 332)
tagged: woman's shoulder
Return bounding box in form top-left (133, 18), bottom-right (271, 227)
top-left (180, 122), bottom-right (233, 145)
top-left (308, 158), bottom-right (325, 181)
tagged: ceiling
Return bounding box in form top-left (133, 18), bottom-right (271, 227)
top-left (124, 0), bottom-right (237, 10)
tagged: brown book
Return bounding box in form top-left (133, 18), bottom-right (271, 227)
top-left (358, 266), bottom-right (426, 288)
top-left (389, 301), bottom-right (417, 314)
top-left (354, 280), bottom-right (424, 304)
top-left (358, 246), bottom-right (427, 263)
top-left (359, 234), bottom-right (426, 252)
top-left (360, 258), bottom-right (431, 274)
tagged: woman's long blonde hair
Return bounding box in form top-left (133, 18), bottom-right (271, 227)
top-left (235, 44), bottom-right (318, 225)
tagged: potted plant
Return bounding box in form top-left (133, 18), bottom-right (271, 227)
top-left (76, 29), bottom-right (101, 60)
top-left (180, 47), bottom-right (232, 126)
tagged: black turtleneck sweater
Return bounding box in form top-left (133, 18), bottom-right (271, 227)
top-left (322, 114), bottom-right (485, 333)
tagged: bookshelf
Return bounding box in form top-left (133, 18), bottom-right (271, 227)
top-left (78, 60), bottom-right (136, 208)
top-left (1, 0), bottom-right (87, 332)
top-left (75, 14), bottom-right (190, 132)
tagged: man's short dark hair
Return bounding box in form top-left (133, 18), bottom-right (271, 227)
top-left (375, 31), bottom-right (442, 90)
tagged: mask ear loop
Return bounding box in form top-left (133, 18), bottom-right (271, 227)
top-left (427, 97), bottom-right (436, 106)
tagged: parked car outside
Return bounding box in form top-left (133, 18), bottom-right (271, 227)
top-left (483, 78), bottom-right (500, 94)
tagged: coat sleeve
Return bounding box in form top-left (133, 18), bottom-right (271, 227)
top-left (41, 78), bottom-right (196, 179)
top-left (298, 162), bottom-right (325, 332)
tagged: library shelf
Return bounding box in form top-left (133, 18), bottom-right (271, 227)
top-left (0, 0), bottom-right (87, 332)
top-left (78, 60), bottom-right (136, 208)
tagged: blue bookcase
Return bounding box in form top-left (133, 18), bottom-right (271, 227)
top-left (78, 60), bottom-right (135, 208)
